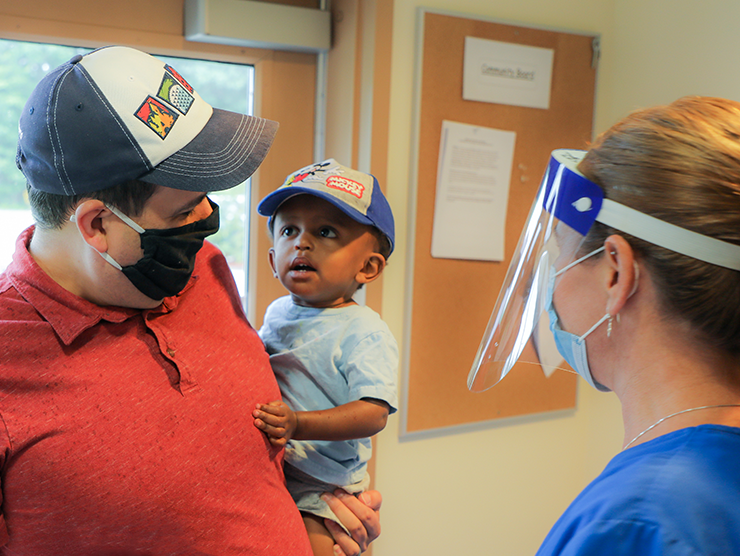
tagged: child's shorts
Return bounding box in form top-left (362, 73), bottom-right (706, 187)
top-left (283, 461), bottom-right (370, 533)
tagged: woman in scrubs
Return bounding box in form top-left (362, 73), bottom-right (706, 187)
top-left (470, 96), bottom-right (740, 555)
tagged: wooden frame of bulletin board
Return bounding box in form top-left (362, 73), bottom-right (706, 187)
top-left (400, 8), bottom-right (599, 438)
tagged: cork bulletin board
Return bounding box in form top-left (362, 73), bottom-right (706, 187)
top-left (400, 9), bottom-right (598, 437)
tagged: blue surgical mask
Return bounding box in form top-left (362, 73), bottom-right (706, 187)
top-left (545, 247), bottom-right (611, 392)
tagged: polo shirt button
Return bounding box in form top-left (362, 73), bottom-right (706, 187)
top-left (167, 348), bottom-right (176, 357)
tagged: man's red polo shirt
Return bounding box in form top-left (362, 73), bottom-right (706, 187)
top-left (0, 227), bottom-right (311, 555)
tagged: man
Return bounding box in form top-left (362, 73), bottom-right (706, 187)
top-left (0, 45), bottom-right (379, 555)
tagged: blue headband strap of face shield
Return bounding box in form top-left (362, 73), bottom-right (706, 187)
top-left (543, 150), bottom-right (605, 236)
top-left (543, 149), bottom-right (740, 272)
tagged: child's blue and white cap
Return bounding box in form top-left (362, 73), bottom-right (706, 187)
top-left (257, 159), bottom-right (395, 255)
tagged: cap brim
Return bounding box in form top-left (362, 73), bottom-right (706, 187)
top-left (139, 108), bottom-right (278, 192)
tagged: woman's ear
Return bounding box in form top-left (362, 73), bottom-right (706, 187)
top-left (70, 199), bottom-right (111, 253)
top-left (603, 235), bottom-right (639, 317)
top-left (355, 254), bottom-right (387, 285)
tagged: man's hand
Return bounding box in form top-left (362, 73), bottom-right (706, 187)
top-left (322, 489), bottom-right (382, 556)
top-left (252, 401), bottom-right (298, 446)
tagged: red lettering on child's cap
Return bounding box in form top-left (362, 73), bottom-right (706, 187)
top-left (326, 176), bottom-right (365, 199)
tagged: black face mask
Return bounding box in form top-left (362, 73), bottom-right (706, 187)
top-left (101, 199), bottom-right (220, 300)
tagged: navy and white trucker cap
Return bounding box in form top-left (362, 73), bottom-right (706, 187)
top-left (257, 159), bottom-right (395, 255)
top-left (16, 45), bottom-right (278, 195)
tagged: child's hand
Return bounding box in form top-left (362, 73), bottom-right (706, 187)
top-left (252, 401), bottom-right (298, 446)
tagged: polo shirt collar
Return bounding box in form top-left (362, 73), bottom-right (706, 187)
top-left (8, 227), bottom-right (143, 345)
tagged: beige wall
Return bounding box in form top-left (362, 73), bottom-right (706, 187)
top-left (373, 0), bottom-right (740, 555)
top-left (609, 0), bottom-right (740, 119)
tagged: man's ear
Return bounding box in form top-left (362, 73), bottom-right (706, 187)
top-left (603, 234), bottom-right (639, 317)
top-left (355, 254), bottom-right (386, 285)
top-left (268, 248), bottom-right (279, 278)
top-left (70, 199), bottom-right (111, 253)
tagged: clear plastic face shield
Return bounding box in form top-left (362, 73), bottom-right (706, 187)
top-left (467, 149), bottom-right (740, 393)
top-left (467, 150), bottom-right (602, 392)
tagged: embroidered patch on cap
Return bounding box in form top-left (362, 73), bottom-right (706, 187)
top-left (326, 175), bottom-right (365, 199)
top-left (286, 160), bottom-right (338, 186)
top-left (157, 70), bottom-right (195, 115)
top-left (164, 64), bottom-right (194, 93)
top-left (135, 96), bottom-right (179, 139)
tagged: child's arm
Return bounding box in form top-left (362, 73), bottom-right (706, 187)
top-left (253, 398), bottom-right (389, 446)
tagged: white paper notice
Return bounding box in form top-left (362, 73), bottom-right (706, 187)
top-left (463, 36), bottom-right (554, 109)
top-left (431, 121), bottom-right (515, 262)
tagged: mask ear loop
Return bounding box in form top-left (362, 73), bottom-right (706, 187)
top-left (578, 312), bottom-right (611, 343)
top-left (554, 246), bottom-right (606, 277)
top-left (629, 261), bottom-right (640, 298)
top-left (606, 252), bottom-right (641, 339)
top-left (69, 206), bottom-right (137, 271)
top-left (104, 204), bottom-right (146, 234)
top-left (97, 251), bottom-right (123, 270)
top-left (69, 204), bottom-right (146, 235)
top-left (550, 245), bottom-right (610, 343)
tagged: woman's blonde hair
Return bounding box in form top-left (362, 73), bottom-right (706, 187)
top-left (578, 96), bottom-right (740, 356)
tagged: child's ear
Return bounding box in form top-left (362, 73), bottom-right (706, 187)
top-left (268, 248), bottom-right (279, 278)
top-left (356, 253), bottom-right (386, 285)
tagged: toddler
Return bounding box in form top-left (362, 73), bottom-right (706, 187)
top-left (253, 159), bottom-right (398, 555)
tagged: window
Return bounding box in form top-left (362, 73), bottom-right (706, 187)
top-left (0, 39), bottom-right (255, 303)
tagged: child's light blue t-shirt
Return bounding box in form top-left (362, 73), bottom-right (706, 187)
top-left (258, 295), bottom-right (399, 487)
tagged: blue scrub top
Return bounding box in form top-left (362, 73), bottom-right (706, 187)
top-left (537, 425), bottom-right (740, 556)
